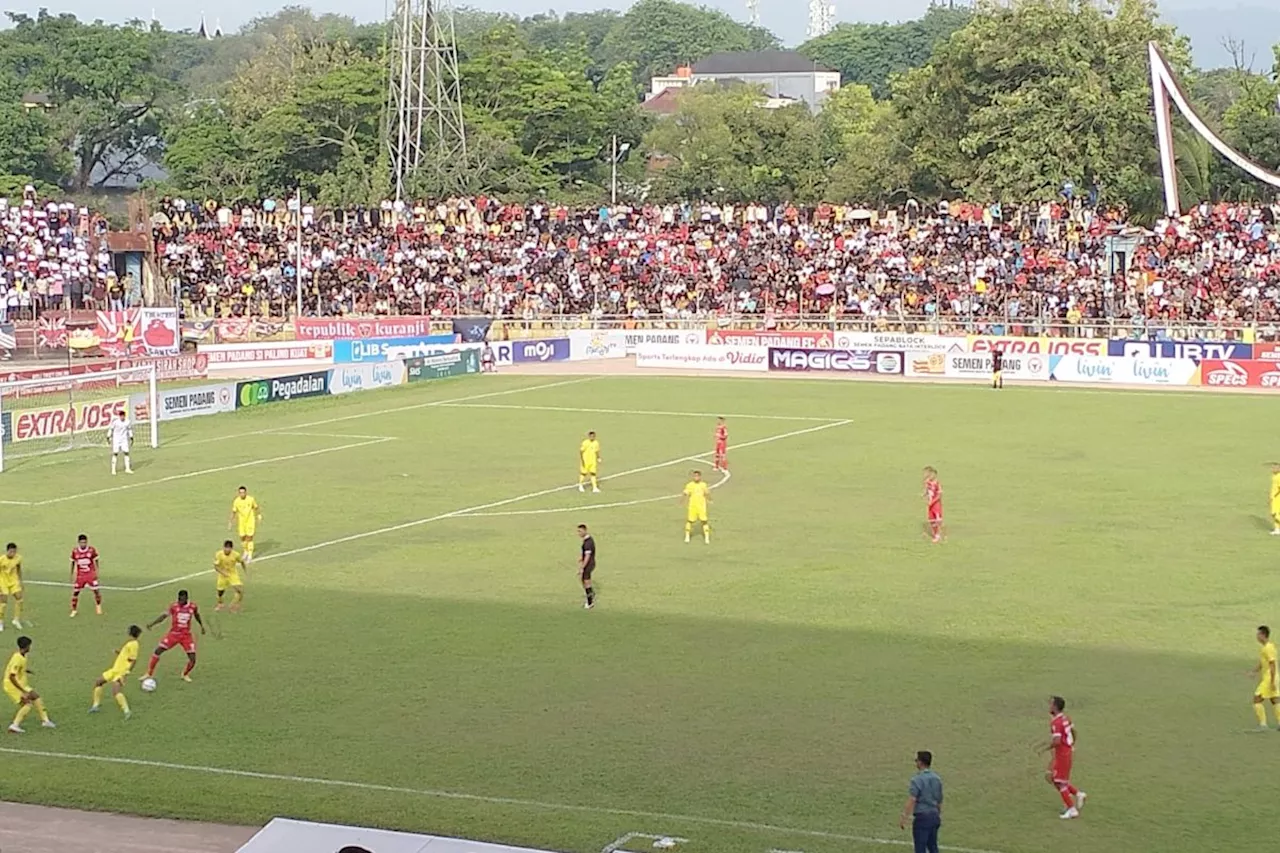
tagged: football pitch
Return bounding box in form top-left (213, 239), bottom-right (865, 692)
top-left (0, 372), bottom-right (1275, 853)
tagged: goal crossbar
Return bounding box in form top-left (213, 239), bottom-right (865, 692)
top-left (0, 364), bottom-right (159, 473)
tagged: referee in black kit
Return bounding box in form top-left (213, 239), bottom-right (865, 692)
top-left (900, 750), bottom-right (943, 853)
top-left (991, 347), bottom-right (1003, 389)
top-left (577, 524), bottom-right (596, 609)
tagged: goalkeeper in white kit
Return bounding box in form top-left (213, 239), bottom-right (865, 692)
top-left (107, 409), bottom-right (133, 475)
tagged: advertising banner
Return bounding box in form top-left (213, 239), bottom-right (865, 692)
top-left (130, 382), bottom-right (237, 422)
top-left (333, 335), bottom-right (458, 364)
top-left (945, 351), bottom-right (1051, 381)
top-left (635, 344), bottom-right (768, 372)
top-left (94, 308), bottom-right (180, 357)
top-left (706, 329), bottom-right (834, 348)
top-left (836, 331), bottom-right (961, 352)
top-left (203, 341), bottom-right (335, 370)
top-left (968, 336), bottom-right (1106, 356)
top-left (568, 329), bottom-right (627, 361)
top-left (622, 330), bottom-right (706, 353)
top-left (295, 316), bottom-right (441, 341)
top-left (7, 397), bottom-right (128, 444)
top-left (488, 342), bottom-right (516, 367)
top-left (1248, 342), bottom-right (1280, 362)
top-left (236, 371), bottom-right (330, 408)
top-left (1107, 339), bottom-right (1254, 360)
top-left (133, 353), bottom-right (209, 381)
top-left (1048, 356), bottom-right (1201, 385)
top-left (213, 318), bottom-right (289, 343)
top-left (452, 317), bottom-right (493, 343)
top-left (767, 347), bottom-right (904, 374)
top-left (329, 362), bottom-right (408, 395)
top-left (1199, 359), bottom-right (1280, 389)
top-left (511, 338), bottom-right (570, 363)
top-left (905, 351), bottom-right (948, 378)
top-left (406, 349), bottom-right (481, 381)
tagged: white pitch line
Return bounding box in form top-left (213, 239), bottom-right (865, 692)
top-left (0, 747), bottom-right (1010, 853)
top-left (28, 437), bottom-right (395, 507)
top-left (127, 420), bottom-right (850, 592)
top-left (0, 499), bottom-right (33, 506)
top-left (272, 431), bottom-right (397, 441)
top-left (162, 377), bottom-right (596, 451)
top-left (463, 462), bottom-right (731, 518)
top-left (439, 402), bottom-right (840, 423)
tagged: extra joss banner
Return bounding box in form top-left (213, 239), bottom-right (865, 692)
top-left (768, 347), bottom-right (904, 374)
top-left (967, 336), bottom-right (1106, 356)
top-left (5, 397), bottom-right (128, 444)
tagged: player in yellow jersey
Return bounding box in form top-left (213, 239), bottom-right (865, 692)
top-left (1269, 464), bottom-right (1280, 535)
top-left (578, 431), bottom-right (601, 494)
top-left (0, 542), bottom-right (25, 631)
top-left (5, 635), bottom-right (54, 733)
top-left (228, 485), bottom-right (262, 561)
top-left (1252, 625), bottom-right (1280, 729)
top-left (90, 625), bottom-right (141, 719)
top-left (682, 469), bottom-right (712, 544)
top-left (213, 540), bottom-right (246, 612)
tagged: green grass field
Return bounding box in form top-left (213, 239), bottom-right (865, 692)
top-left (0, 373), bottom-right (1275, 853)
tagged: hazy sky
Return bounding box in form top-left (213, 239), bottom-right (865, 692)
top-left (5, 0), bottom-right (1278, 70)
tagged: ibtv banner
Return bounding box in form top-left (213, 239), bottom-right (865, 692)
top-left (1107, 339), bottom-right (1254, 360)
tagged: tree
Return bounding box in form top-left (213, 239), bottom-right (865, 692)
top-left (798, 6), bottom-right (970, 99)
top-left (892, 0), bottom-right (1191, 209)
top-left (600, 0), bottom-right (778, 85)
top-left (0, 12), bottom-right (175, 192)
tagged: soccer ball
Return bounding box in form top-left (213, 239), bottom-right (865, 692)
top-left (140, 677), bottom-right (157, 693)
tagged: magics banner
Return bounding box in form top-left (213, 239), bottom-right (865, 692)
top-left (768, 348), bottom-right (904, 374)
top-left (635, 344), bottom-right (767, 372)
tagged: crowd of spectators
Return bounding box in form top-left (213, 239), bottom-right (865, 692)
top-left (11, 191), bottom-right (1280, 331)
top-left (0, 186), bottom-right (134, 322)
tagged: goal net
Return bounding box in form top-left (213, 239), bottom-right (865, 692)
top-left (0, 364), bottom-right (158, 472)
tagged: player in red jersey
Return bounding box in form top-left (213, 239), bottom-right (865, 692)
top-left (713, 417), bottom-right (728, 471)
top-left (69, 534), bottom-right (103, 617)
top-left (1043, 695), bottom-right (1086, 819)
top-left (922, 467), bottom-right (943, 543)
top-left (143, 589), bottom-right (206, 683)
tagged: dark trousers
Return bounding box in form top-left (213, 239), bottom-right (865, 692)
top-left (912, 813), bottom-right (940, 853)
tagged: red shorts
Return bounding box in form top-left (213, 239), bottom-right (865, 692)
top-left (927, 504), bottom-right (943, 522)
top-left (715, 442), bottom-right (727, 455)
top-left (1051, 753), bottom-right (1073, 784)
top-left (73, 573), bottom-right (99, 591)
top-left (158, 631), bottom-right (196, 654)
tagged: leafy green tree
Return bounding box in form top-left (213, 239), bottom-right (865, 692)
top-left (0, 12), bottom-right (174, 191)
top-left (600, 0), bottom-right (778, 85)
top-left (892, 0), bottom-right (1190, 209)
top-left (798, 6), bottom-right (970, 99)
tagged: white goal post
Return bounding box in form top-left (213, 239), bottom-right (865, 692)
top-left (0, 364), bottom-right (159, 472)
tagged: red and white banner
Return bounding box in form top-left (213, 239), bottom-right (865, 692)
top-left (136, 353), bottom-right (208, 381)
top-left (967, 335), bottom-right (1106, 356)
top-left (95, 308), bottom-right (180, 356)
top-left (705, 329), bottom-right (834, 348)
top-left (635, 344), bottom-right (768, 372)
top-left (36, 315), bottom-right (68, 349)
top-left (10, 397), bottom-right (128, 443)
top-left (201, 340), bottom-right (335, 370)
top-left (1251, 343), bottom-right (1280, 362)
top-left (1200, 359), bottom-right (1280, 389)
top-left (296, 316), bottom-right (441, 341)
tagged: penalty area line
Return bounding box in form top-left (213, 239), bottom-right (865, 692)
top-left (0, 747), bottom-right (1011, 853)
top-left (128, 419), bottom-right (851, 593)
top-left (438, 402), bottom-right (842, 423)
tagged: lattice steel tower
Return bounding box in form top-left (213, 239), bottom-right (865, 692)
top-left (746, 0), bottom-right (759, 26)
top-left (807, 0), bottom-right (835, 38)
top-left (386, 0), bottom-right (467, 200)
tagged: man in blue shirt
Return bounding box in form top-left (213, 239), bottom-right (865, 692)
top-left (900, 750), bottom-right (943, 853)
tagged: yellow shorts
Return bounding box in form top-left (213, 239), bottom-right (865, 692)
top-left (4, 682), bottom-right (28, 705)
top-left (102, 667), bottom-right (128, 684)
top-left (687, 507), bottom-right (708, 523)
top-left (580, 462), bottom-right (597, 476)
top-left (1257, 680), bottom-right (1280, 700)
top-left (216, 572), bottom-right (243, 592)
top-left (1271, 505), bottom-right (1280, 524)
top-left (237, 522), bottom-right (256, 538)
top-left (0, 576), bottom-right (21, 597)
